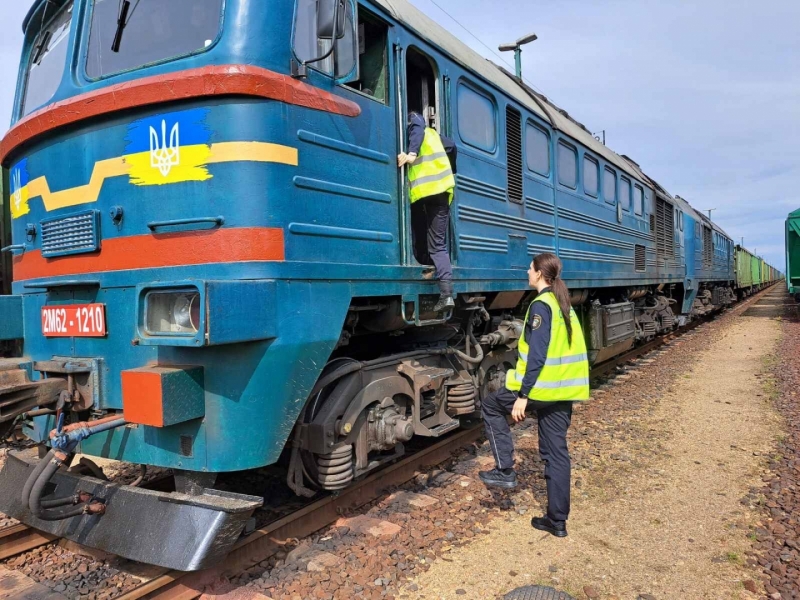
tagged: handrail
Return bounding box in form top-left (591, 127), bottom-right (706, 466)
top-left (147, 216), bottom-right (225, 232)
top-left (23, 280), bottom-right (101, 289)
top-left (1, 244), bottom-right (26, 254)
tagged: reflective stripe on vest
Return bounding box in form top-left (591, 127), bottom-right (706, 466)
top-left (407, 128), bottom-right (455, 204)
top-left (504, 291), bottom-right (590, 402)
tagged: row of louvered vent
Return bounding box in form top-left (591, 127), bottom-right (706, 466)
top-left (635, 244), bottom-right (646, 272)
top-left (703, 226), bottom-right (713, 268)
top-left (506, 106), bottom-right (523, 204)
top-left (41, 211), bottom-right (99, 258)
top-left (655, 197), bottom-right (675, 259)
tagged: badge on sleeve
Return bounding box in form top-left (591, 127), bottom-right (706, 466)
top-left (532, 314), bottom-right (542, 330)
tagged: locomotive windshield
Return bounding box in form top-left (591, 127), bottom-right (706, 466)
top-left (22, 1), bottom-right (74, 116)
top-left (85, 0), bottom-right (224, 79)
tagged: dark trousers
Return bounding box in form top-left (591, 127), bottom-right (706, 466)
top-left (481, 387), bottom-right (573, 522)
top-left (411, 192), bottom-right (453, 295)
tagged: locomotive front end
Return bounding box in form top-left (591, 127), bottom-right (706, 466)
top-left (0, 0), bottom-right (356, 570)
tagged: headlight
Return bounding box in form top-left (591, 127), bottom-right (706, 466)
top-left (145, 291), bottom-right (201, 334)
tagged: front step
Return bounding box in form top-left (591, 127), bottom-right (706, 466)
top-left (425, 418), bottom-right (460, 437)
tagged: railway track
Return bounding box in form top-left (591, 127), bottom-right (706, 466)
top-left (0, 284), bottom-right (779, 598)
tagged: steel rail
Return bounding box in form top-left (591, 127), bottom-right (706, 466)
top-left (116, 424), bottom-right (484, 600)
top-left (0, 523), bottom-right (57, 560)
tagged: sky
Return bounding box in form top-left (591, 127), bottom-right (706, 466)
top-left (0, 0), bottom-right (797, 270)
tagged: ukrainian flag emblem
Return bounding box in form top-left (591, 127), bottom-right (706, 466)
top-left (9, 159), bottom-right (30, 219)
top-left (125, 108), bottom-right (212, 186)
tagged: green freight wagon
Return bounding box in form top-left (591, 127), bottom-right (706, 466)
top-left (787, 209), bottom-right (800, 300)
top-left (735, 246), bottom-right (755, 297)
top-left (751, 252), bottom-right (761, 288)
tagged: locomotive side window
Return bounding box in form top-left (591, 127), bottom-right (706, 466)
top-left (634, 184), bottom-right (644, 216)
top-left (22, 1), bottom-right (74, 115)
top-left (343, 11), bottom-right (388, 103)
top-left (525, 123), bottom-right (550, 177)
top-left (557, 142), bottom-right (577, 189)
top-left (584, 156), bottom-right (599, 197)
top-left (86, 0), bottom-right (224, 79)
top-left (619, 177), bottom-right (632, 212)
top-left (603, 167), bottom-right (616, 205)
top-left (457, 83), bottom-right (496, 152)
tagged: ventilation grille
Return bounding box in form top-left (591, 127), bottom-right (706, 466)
top-left (506, 106), bottom-right (523, 204)
top-left (635, 244), bottom-right (646, 272)
top-left (655, 197), bottom-right (674, 259)
top-left (703, 226), bottom-right (713, 268)
top-left (41, 210), bottom-right (100, 258)
top-left (179, 435), bottom-right (194, 458)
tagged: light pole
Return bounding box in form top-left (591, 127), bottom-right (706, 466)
top-left (499, 33), bottom-right (538, 79)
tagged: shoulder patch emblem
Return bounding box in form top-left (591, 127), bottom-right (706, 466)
top-left (531, 314), bottom-right (542, 330)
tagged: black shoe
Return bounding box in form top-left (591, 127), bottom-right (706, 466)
top-left (531, 515), bottom-right (568, 538)
top-left (478, 468), bottom-right (518, 489)
top-left (433, 295), bottom-right (455, 312)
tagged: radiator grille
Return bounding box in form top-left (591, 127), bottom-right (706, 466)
top-left (506, 106), bottom-right (523, 204)
top-left (703, 226), bottom-right (713, 268)
top-left (655, 197), bottom-right (674, 259)
top-left (635, 244), bottom-right (646, 272)
top-left (41, 211), bottom-right (100, 258)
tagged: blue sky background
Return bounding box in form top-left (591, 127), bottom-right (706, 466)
top-left (0, 0), bottom-right (797, 269)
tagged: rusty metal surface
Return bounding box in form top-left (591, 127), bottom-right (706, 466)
top-left (0, 524), bottom-right (57, 561)
top-left (118, 425), bottom-right (484, 600)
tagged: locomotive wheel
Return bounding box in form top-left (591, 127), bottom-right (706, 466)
top-left (294, 359), bottom-right (361, 492)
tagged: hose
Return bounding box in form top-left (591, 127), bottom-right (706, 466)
top-left (23, 417), bottom-right (126, 522)
top-left (451, 331), bottom-right (485, 365)
top-left (29, 455), bottom-right (91, 521)
top-left (450, 319), bottom-right (485, 366)
top-left (130, 464), bottom-right (147, 487)
top-left (21, 449), bottom-right (55, 505)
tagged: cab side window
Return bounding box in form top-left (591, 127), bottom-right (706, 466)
top-left (343, 11), bottom-right (388, 102)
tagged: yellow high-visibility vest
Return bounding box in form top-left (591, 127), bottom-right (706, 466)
top-left (505, 291), bottom-right (590, 401)
top-left (407, 128), bottom-right (455, 204)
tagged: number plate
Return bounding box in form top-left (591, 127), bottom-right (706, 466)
top-left (41, 304), bottom-right (107, 337)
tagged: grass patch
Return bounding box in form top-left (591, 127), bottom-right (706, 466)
top-left (726, 551), bottom-right (742, 564)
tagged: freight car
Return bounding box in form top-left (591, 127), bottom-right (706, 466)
top-left (0, 0), bottom-right (780, 570)
top-left (788, 209), bottom-right (800, 300)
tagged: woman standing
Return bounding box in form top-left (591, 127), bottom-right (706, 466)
top-left (479, 253), bottom-right (590, 538)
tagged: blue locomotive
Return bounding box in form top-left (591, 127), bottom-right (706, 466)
top-left (0, 0), bottom-right (778, 570)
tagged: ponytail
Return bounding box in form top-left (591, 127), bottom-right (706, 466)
top-left (550, 277), bottom-right (573, 345)
top-left (532, 253), bottom-right (573, 345)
